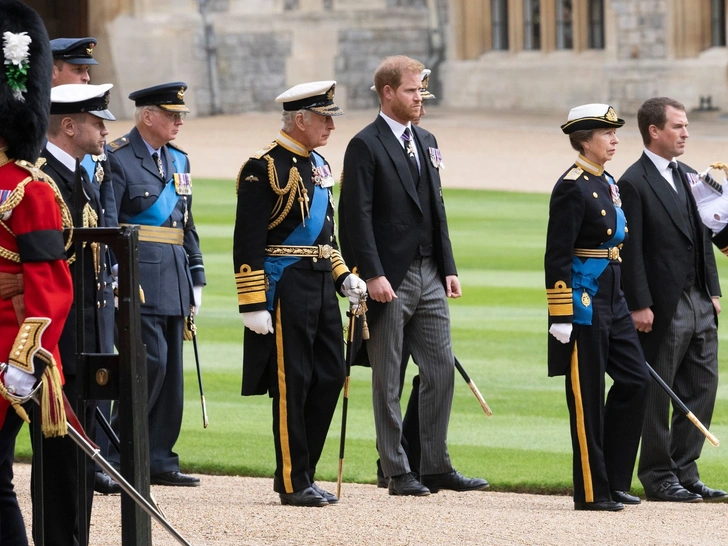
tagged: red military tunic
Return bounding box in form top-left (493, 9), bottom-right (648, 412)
top-left (0, 149), bottom-right (73, 428)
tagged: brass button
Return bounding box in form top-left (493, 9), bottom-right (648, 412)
top-left (312, 257), bottom-right (317, 263)
top-left (601, 210), bottom-right (606, 216)
top-left (172, 221), bottom-right (178, 227)
top-left (326, 216), bottom-right (330, 222)
top-left (607, 229), bottom-right (612, 235)
top-left (330, 236), bottom-right (333, 242)
top-left (584, 175), bottom-right (589, 180)
top-left (144, 191), bottom-right (150, 197)
top-left (593, 192), bottom-right (598, 198)
top-left (97, 302), bottom-right (101, 308)
top-left (625, 227), bottom-right (629, 233)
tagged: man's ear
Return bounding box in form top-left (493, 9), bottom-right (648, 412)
top-left (61, 116), bottom-right (75, 137)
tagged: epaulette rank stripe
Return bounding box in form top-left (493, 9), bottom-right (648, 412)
top-left (252, 141), bottom-right (277, 160)
top-left (107, 136), bottom-right (130, 151)
top-left (330, 249), bottom-right (348, 281)
top-left (564, 167), bottom-right (583, 181)
top-left (546, 281), bottom-right (572, 316)
top-left (235, 265), bottom-right (267, 306)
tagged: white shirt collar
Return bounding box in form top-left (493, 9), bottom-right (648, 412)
top-left (379, 111), bottom-right (411, 144)
top-left (644, 148), bottom-right (678, 191)
top-left (45, 141), bottom-right (79, 173)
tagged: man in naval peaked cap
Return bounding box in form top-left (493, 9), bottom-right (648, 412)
top-left (233, 80), bottom-right (365, 507)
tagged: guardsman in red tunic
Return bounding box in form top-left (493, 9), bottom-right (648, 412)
top-left (0, 1), bottom-right (74, 543)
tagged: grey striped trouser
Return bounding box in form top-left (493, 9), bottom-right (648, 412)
top-left (366, 256), bottom-right (455, 477)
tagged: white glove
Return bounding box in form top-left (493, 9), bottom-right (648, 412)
top-left (242, 310), bottom-right (273, 335)
top-left (342, 274), bottom-right (367, 308)
top-left (2, 366), bottom-right (37, 398)
top-left (549, 323), bottom-right (573, 344)
top-left (111, 263), bottom-right (118, 280)
top-left (692, 190), bottom-right (728, 233)
top-left (193, 285), bottom-right (203, 315)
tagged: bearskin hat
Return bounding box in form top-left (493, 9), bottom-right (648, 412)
top-left (0, 0), bottom-right (52, 162)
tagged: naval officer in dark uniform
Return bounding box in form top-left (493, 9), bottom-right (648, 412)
top-left (233, 81), bottom-right (366, 507)
top-left (107, 82), bottom-right (205, 486)
top-left (545, 104), bottom-right (650, 512)
top-left (32, 83), bottom-right (117, 545)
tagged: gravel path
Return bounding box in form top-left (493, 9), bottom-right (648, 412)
top-left (14, 464), bottom-right (728, 545)
top-left (15, 109), bottom-right (728, 545)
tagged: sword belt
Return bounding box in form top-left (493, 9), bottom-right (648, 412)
top-left (573, 247), bottom-right (621, 262)
top-left (265, 244), bottom-right (332, 259)
top-left (120, 224), bottom-right (183, 245)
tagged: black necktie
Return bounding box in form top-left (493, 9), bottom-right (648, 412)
top-left (668, 161), bottom-right (682, 194)
top-left (153, 152), bottom-right (164, 178)
top-left (402, 127), bottom-right (419, 182)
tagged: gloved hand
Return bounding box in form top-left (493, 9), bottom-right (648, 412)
top-left (193, 285), bottom-right (203, 315)
top-left (549, 323), bottom-right (573, 344)
top-left (2, 366), bottom-right (37, 398)
top-left (111, 263), bottom-right (119, 280)
top-left (692, 189), bottom-right (728, 233)
top-left (242, 310), bottom-right (273, 335)
top-left (341, 273), bottom-right (367, 308)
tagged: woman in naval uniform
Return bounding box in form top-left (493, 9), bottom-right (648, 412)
top-left (544, 104), bottom-right (650, 512)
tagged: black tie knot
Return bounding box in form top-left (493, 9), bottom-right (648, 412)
top-left (668, 161), bottom-right (678, 171)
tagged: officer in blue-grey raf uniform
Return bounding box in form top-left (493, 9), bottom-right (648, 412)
top-left (50, 37), bottom-right (97, 86)
top-left (107, 82), bottom-right (205, 486)
top-left (234, 81), bottom-right (366, 507)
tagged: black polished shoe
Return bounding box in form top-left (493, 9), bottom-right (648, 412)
top-left (279, 486), bottom-right (328, 507)
top-left (420, 470), bottom-right (489, 493)
top-left (94, 471), bottom-right (121, 495)
top-left (646, 482), bottom-right (702, 503)
top-left (611, 490), bottom-right (641, 505)
top-left (150, 471), bottom-right (200, 487)
top-left (377, 475), bottom-right (389, 488)
top-left (683, 481), bottom-right (728, 501)
top-left (574, 500), bottom-right (624, 511)
top-left (311, 483), bottom-right (338, 504)
top-left (388, 472), bottom-right (430, 496)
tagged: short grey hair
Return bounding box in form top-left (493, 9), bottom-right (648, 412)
top-left (281, 109), bottom-right (313, 132)
top-left (568, 129), bottom-right (596, 154)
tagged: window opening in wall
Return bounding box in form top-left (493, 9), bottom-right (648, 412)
top-left (524, 0), bottom-right (541, 49)
top-left (588, 0), bottom-right (605, 49)
top-left (556, 0), bottom-right (573, 49)
top-left (492, 0), bottom-right (510, 50)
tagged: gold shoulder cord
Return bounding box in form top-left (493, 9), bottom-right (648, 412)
top-left (264, 155), bottom-right (309, 229)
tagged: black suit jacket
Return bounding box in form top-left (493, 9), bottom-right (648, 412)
top-left (617, 152), bottom-right (720, 362)
top-left (339, 115), bottom-right (456, 322)
top-left (40, 147), bottom-right (115, 374)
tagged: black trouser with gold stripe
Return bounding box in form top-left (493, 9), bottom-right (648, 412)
top-left (565, 264), bottom-right (650, 503)
top-left (269, 267), bottom-right (346, 494)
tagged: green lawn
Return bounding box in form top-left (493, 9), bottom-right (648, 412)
top-left (15, 181), bottom-right (728, 496)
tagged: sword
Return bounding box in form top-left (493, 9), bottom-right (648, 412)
top-left (645, 361), bottom-right (719, 447)
top-left (1, 364), bottom-right (192, 546)
top-left (188, 312), bottom-right (209, 428)
top-left (454, 356), bottom-right (492, 416)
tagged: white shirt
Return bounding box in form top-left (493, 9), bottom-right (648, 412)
top-left (644, 148), bottom-right (678, 192)
top-left (379, 111), bottom-right (420, 171)
top-left (45, 141), bottom-right (78, 173)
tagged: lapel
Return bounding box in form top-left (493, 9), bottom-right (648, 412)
top-left (41, 147), bottom-right (102, 221)
top-left (412, 124), bottom-right (436, 193)
top-left (640, 153), bottom-right (692, 241)
top-left (130, 127), bottom-right (165, 181)
top-left (374, 115), bottom-right (421, 212)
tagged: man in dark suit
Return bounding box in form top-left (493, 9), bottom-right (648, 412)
top-left (107, 82), bottom-right (205, 487)
top-left (32, 83), bottom-right (117, 545)
top-left (339, 55), bottom-right (488, 496)
top-left (618, 96), bottom-right (726, 503)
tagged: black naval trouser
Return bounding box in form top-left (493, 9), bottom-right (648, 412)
top-left (565, 263), bottom-right (650, 503)
top-left (270, 267), bottom-right (346, 494)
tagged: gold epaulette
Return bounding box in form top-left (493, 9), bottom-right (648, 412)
top-left (331, 249), bottom-right (348, 282)
top-left (107, 136), bottom-right (130, 151)
top-left (546, 281), bottom-right (572, 317)
top-left (235, 264), bottom-right (267, 307)
top-left (252, 141), bottom-right (277, 160)
top-left (563, 167), bottom-right (583, 181)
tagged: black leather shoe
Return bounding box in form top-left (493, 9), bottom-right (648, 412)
top-left (611, 490), bottom-right (641, 505)
top-left (311, 483), bottom-right (338, 504)
top-left (377, 475), bottom-right (389, 488)
top-left (683, 481), bottom-right (728, 501)
top-left (94, 471), bottom-right (121, 494)
top-left (388, 472), bottom-right (430, 496)
top-left (279, 486), bottom-right (328, 507)
top-left (150, 471), bottom-right (200, 487)
top-left (420, 470), bottom-right (489, 493)
top-left (574, 500), bottom-right (624, 511)
top-left (646, 482), bottom-right (702, 502)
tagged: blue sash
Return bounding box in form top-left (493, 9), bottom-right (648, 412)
top-left (80, 155), bottom-right (98, 185)
top-left (263, 152), bottom-right (329, 311)
top-left (572, 174), bottom-right (626, 325)
top-left (127, 147), bottom-right (187, 226)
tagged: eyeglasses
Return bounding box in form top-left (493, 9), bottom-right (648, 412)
top-left (152, 108), bottom-right (187, 121)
